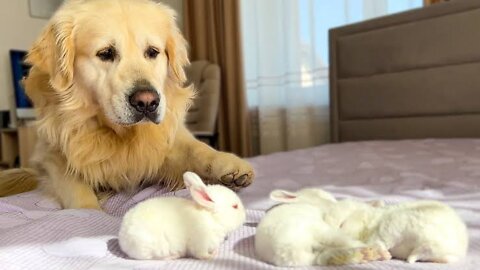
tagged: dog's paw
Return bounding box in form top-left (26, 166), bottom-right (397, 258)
top-left (206, 152), bottom-right (254, 191)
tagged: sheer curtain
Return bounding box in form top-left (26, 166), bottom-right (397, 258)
top-left (241, 0), bottom-right (422, 155)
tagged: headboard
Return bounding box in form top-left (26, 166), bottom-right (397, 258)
top-left (329, 0), bottom-right (480, 143)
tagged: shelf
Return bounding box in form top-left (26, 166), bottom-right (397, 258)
top-left (0, 128), bottom-right (17, 133)
top-left (0, 161), bottom-right (9, 168)
top-left (1, 130), bottom-right (19, 167)
top-left (0, 123), bottom-right (36, 168)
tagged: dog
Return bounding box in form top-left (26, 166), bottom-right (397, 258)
top-left (0, 0), bottom-right (254, 210)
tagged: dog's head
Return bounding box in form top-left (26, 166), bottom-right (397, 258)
top-left (26, 0), bottom-right (188, 125)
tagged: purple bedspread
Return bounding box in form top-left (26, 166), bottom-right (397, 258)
top-left (1, 139), bottom-right (480, 269)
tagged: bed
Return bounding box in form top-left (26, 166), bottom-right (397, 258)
top-left (2, 0), bottom-right (480, 269)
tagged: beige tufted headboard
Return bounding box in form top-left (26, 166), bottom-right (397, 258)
top-left (329, 0), bottom-right (480, 142)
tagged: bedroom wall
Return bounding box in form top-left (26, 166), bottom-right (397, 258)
top-left (158, 0), bottom-right (184, 31)
top-left (0, 0), bottom-right (48, 112)
top-left (0, 0), bottom-right (183, 112)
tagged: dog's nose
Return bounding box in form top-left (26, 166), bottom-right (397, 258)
top-left (129, 90), bottom-right (160, 113)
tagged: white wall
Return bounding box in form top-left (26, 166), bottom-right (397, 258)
top-left (0, 0), bottom-right (48, 111)
top-left (157, 0), bottom-right (184, 31)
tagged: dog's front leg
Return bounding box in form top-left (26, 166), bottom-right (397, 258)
top-left (50, 176), bottom-right (100, 210)
top-left (163, 126), bottom-right (254, 191)
top-left (40, 160), bottom-right (101, 210)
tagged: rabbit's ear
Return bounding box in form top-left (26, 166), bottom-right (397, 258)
top-left (190, 186), bottom-right (215, 210)
top-left (183, 172), bottom-right (205, 188)
top-left (183, 172), bottom-right (215, 210)
top-left (270, 190), bottom-right (298, 203)
top-left (367, 200), bottom-right (385, 207)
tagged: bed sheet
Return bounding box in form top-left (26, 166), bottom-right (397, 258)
top-left (1, 139), bottom-right (479, 269)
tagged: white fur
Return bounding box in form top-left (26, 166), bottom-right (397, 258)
top-left (255, 188), bottom-right (391, 267)
top-left (339, 200), bottom-right (469, 263)
top-left (272, 188), bottom-right (469, 264)
top-left (118, 172), bottom-right (246, 260)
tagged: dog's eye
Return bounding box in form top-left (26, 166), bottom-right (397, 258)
top-left (145, 46), bottom-right (160, 59)
top-left (96, 47), bottom-right (116, 62)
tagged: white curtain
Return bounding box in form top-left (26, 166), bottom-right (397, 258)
top-left (241, 0), bottom-right (422, 155)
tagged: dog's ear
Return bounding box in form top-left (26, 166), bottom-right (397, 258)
top-left (165, 24), bottom-right (189, 84)
top-left (26, 17), bottom-right (75, 91)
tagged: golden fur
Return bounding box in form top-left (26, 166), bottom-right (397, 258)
top-left (0, 0), bottom-right (253, 209)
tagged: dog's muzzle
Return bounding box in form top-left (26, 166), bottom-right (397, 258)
top-left (128, 80), bottom-right (161, 124)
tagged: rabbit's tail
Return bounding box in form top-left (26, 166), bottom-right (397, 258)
top-left (317, 246), bottom-right (391, 265)
top-left (0, 168), bottom-right (38, 197)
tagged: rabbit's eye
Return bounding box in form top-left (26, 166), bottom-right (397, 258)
top-left (232, 204), bottom-right (238, 209)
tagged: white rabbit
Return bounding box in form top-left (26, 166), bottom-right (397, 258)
top-left (118, 171), bottom-right (246, 260)
top-left (272, 188), bottom-right (469, 264)
top-left (267, 188), bottom-right (381, 228)
top-left (339, 199), bottom-right (468, 263)
top-left (255, 188), bottom-right (391, 267)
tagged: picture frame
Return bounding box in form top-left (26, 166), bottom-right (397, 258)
top-left (28, 0), bottom-right (63, 19)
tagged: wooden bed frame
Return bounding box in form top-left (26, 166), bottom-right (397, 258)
top-left (329, 0), bottom-right (480, 142)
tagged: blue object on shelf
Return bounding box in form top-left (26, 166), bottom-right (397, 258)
top-left (9, 50), bottom-right (32, 109)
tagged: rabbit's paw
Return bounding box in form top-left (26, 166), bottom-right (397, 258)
top-left (326, 246), bottom-right (391, 265)
top-left (359, 246), bottom-right (392, 262)
top-left (161, 253), bottom-right (182, 260)
top-left (193, 249), bottom-right (217, 260)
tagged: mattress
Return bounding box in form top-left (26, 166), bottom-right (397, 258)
top-left (1, 139), bottom-right (479, 269)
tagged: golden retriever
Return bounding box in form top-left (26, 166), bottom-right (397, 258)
top-left (0, 0), bottom-right (254, 209)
